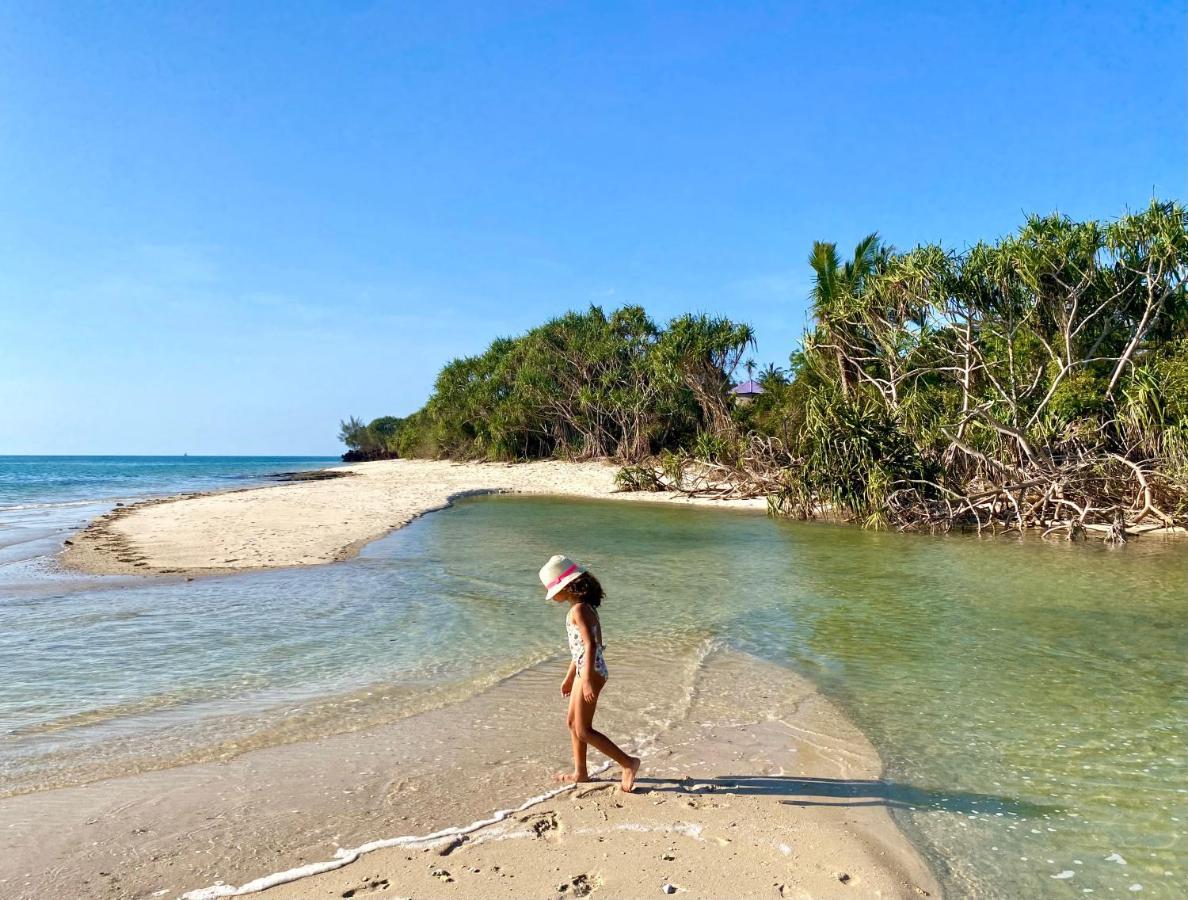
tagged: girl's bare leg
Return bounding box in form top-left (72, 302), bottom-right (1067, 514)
top-left (554, 689), bottom-right (590, 783)
top-left (571, 707), bottom-right (589, 781)
top-left (574, 674), bottom-right (641, 792)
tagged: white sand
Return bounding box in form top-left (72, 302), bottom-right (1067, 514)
top-left (61, 459), bottom-right (767, 577)
top-left (0, 649), bottom-right (941, 900)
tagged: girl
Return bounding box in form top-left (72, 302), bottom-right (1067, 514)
top-left (539, 554), bottom-right (640, 793)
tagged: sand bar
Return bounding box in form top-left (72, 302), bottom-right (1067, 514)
top-left (0, 648), bottom-right (941, 900)
top-left (60, 459), bottom-right (768, 577)
top-left (33, 459), bottom-right (945, 898)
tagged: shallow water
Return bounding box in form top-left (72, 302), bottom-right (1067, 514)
top-left (1, 493), bottom-right (1185, 897)
top-left (0, 455), bottom-right (340, 509)
top-left (0, 455), bottom-right (338, 587)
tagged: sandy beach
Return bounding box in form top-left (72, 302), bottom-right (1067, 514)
top-left (1, 648), bottom-right (940, 900)
top-left (60, 459), bottom-right (768, 578)
top-left (9, 459), bottom-right (947, 899)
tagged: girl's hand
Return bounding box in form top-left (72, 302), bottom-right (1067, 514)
top-left (582, 680), bottom-right (597, 703)
top-left (561, 676), bottom-right (574, 697)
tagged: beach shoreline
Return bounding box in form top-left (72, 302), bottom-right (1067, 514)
top-left (30, 459), bottom-right (945, 899)
top-left (58, 458), bottom-right (1185, 584)
top-left (58, 458), bottom-right (769, 578)
top-left (0, 647), bottom-right (942, 900)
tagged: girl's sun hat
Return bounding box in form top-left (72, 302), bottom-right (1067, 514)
top-left (539, 554), bottom-right (586, 599)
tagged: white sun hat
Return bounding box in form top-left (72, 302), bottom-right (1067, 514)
top-left (539, 554), bottom-right (586, 599)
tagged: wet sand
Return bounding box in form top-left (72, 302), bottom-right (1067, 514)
top-left (0, 649), bottom-right (939, 900)
top-left (60, 459), bottom-right (768, 577)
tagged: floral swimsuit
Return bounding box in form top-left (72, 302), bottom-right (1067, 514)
top-left (566, 606), bottom-right (609, 680)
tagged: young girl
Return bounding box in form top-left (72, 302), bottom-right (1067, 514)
top-left (539, 554), bottom-right (640, 793)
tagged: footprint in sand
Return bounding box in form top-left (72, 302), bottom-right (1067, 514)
top-left (521, 809), bottom-right (559, 837)
top-left (557, 872), bottom-right (596, 897)
top-left (341, 876), bottom-right (389, 897)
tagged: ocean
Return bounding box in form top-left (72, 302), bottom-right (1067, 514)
top-left (0, 455), bottom-right (338, 581)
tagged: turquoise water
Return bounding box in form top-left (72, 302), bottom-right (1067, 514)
top-left (1, 488), bottom-right (1185, 897)
top-left (0, 455), bottom-right (338, 576)
top-left (0, 455), bottom-right (339, 507)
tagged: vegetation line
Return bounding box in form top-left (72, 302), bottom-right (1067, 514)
top-left (340, 200), bottom-right (1187, 541)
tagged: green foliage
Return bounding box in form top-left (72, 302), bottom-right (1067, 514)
top-left (762, 199), bottom-right (1188, 526)
top-left (780, 392), bottom-right (936, 526)
top-left (342, 199), bottom-right (1188, 530)
top-left (1047, 369), bottom-right (1107, 421)
top-left (614, 464), bottom-right (665, 492)
top-left (356, 306), bottom-right (753, 463)
top-left (338, 414), bottom-right (412, 460)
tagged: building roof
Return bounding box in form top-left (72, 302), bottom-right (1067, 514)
top-left (731, 379), bottom-right (765, 395)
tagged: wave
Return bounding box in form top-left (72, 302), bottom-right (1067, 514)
top-left (0, 498), bottom-right (118, 513)
top-left (6, 683), bottom-right (203, 738)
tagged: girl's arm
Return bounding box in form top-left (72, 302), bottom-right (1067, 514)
top-left (561, 660), bottom-right (576, 695)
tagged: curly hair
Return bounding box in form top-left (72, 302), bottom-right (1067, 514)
top-left (564, 572), bottom-right (604, 607)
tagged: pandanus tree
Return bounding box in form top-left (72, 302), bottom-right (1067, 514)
top-left (388, 306), bottom-right (737, 463)
top-left (652, 313), bottom-right (756, 436)
top-left (514, 305), bottom-right (666, 459)
top-left (337, 416), bottom-right (370, 453)
top-left (805, 232), bottom-right (887, 399)
top-left (786, 200), bottom-right (1188, 536)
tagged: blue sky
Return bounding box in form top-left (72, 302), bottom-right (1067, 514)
top-left (1, 1), bottom-right (1183, 455)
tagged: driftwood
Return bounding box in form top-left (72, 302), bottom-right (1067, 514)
top-left (616, 434), bottom-right (797, 503)
top-left (617, 434), bottom-right (1187, 542)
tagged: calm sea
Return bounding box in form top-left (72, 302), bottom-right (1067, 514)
top-left (0, 460), bottom-right (1184, 897)
top-left (0, 455), bottom-right (338, 578)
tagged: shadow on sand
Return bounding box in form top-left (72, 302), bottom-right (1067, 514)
top-left (633, 775), bottom-right (1058, 817)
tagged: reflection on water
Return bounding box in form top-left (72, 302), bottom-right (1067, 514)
top-left (1, 495), bottom-right (1185, 897)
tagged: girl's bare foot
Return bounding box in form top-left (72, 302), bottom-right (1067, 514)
top-left (553, 771), bottom-right (590, 784)
top-left (620, 756), bottom-right (641, 792)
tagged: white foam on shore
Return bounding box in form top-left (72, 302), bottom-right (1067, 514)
top-left (0, 498), bottom-right (111, 512)
top-left (179, 762), bottom-right (612, 900)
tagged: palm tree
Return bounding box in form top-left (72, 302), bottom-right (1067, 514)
top-left (759, 362), bottom-right (787, 387)
top-left (808, 232), bottom-right (884, 397)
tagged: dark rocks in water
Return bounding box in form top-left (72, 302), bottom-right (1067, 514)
top-left (268, 470), bottom-right (352, 482)
top-left (63, 539), bottom-right (73, 546)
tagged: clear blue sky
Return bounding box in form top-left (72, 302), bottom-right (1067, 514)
top-left (2, 1), bottom-right (1183, 455)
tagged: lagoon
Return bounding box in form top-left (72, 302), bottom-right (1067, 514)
top-left (2, 493), bottom-right (1185, 897)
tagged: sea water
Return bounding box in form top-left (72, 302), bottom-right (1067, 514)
top-left (0, 477), bottom-right (1184, 898)
top-left (0, 455), bottom-right (337, 576)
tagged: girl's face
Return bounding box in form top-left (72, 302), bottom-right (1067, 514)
top-left (550, 586), bottom-right (573, 604)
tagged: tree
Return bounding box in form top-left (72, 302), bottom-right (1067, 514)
top-left (340, 200), bottom-right (1188, 539)
top-left (806, 232), bottom-right (887, 398)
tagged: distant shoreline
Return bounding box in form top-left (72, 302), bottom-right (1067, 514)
top-left (58, 455), bottom-right (1186, 581)
top-left (59, 458), bottom-right (768, 578)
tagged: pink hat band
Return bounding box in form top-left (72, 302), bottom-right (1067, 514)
top-left (539, 555), bottom-right (586, 598)
top-left (545, 564), bottom-right (579, 590)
